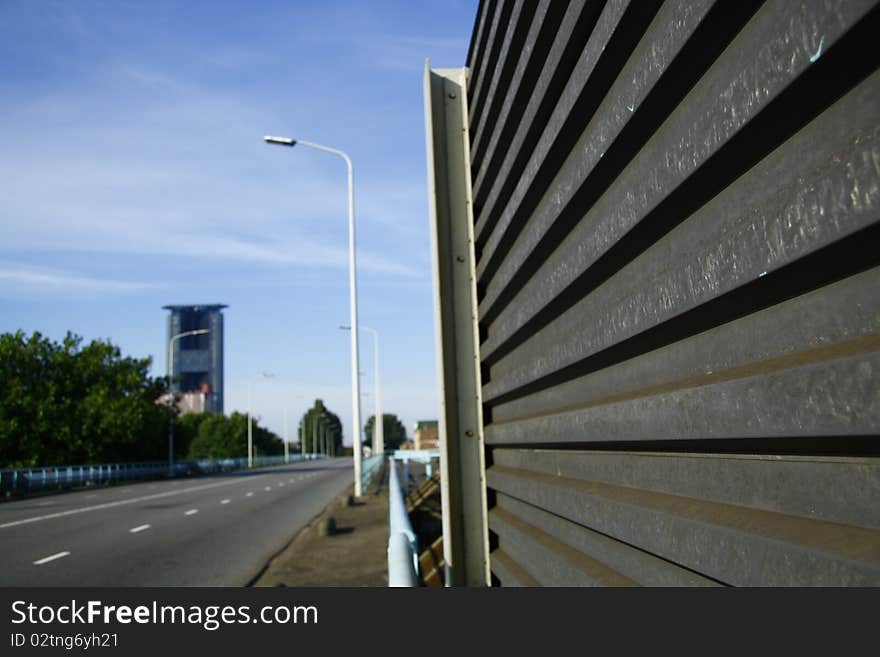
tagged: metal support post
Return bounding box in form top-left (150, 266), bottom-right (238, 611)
top-left (424, 63), bottom-right (490, 586)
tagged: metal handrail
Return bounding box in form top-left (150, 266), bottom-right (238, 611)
top-left (388, 459), bottom-right (419, 586)
top-left (390, 449), bottom-right (440, 494)
top-left (0, 453), bottom-right (328, 497)
top-left (360, 453), bottom-right (385, 492)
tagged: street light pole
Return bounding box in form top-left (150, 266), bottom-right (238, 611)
top-left (167, 328), bottom-right (210, 476)
top-left (265, 134), bottom-right (363, 496)
top-left (247, 372), bottom-right (274, 468)
top-left (341, 324), bottom-right (382, 455)
top-left (292, 395), bottom-right (306, 461)
top-left (283, 408), bottom-right (289, 464)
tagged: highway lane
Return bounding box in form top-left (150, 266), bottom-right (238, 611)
top-left (0, 459), bottom-right (355, 585)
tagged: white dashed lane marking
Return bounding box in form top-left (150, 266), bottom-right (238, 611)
top-left (33, 551), bottom-right (70, 565)
top-left (129, 525), bottom-right (150, 534)
top-left (184, 509), bottom-right (198, 516)
top-left (0, 476), bottom-right (270, 530)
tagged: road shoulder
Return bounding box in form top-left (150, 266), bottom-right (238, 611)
top-left (250, 484), bottom-right (389, 587)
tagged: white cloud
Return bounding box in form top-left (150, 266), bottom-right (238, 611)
top-left (0, 62), bottom-right (423, 278)
top-left (0, 264), bottom-right (152, 298)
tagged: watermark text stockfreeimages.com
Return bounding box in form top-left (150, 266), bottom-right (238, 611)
top-left (11, 599), bottom-right (318, 632)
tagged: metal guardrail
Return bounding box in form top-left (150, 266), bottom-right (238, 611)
top-left (391, 449), bottom-right (440, 493)
top-left (388, 460), bottom-right (419, 587)
top-left (360, 453), bottom-right (385, 493)
top-left (0, 453), bottom-right (327, 497)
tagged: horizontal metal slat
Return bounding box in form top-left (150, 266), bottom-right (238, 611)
top-left (487, 464), bottom-right (880, 586)
top-left (471, 0), bottom-right (558, 203)
top-left (490, 505), bottom-right (639, 586)
top-left (491, 267), bottom-right (880, 426)
top-left (492, 449), bottom-right (880, 531)
top-left (473, 0), bottom-right (611, 244)
top-left (489, 548), bottom-right (541, 586)
top-left (470, 0), bottom-right (535, 172)
top-left (469, 0), bottom-right (515, 129)
top-left (466, 1), bottom-right (492, 75)
top-left (478, 0), bottom-right (877, 341)
top-left (495, 492), bottom-right (720, 586)
top-left (483, 68), bottom-right (880, 400)
top-left (476, 0), bottom-right (714, 295)
top-left (486, 348), bottom-right (880, 444)
top-left (467, 0), bottom-right (501, 95)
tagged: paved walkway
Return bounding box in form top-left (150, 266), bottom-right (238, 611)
top-left (251, 483), bottom-right (390, 587)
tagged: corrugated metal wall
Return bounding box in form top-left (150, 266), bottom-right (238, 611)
top-left (464, 0), bottom-right (880, 586)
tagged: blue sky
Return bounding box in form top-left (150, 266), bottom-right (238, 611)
top-left (0, 0), bottom-right (477, 446)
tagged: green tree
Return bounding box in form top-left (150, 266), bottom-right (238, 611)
top-left (298, 399), bottom-right (343, 455)
top-left (0, 330), bottom-right (167, 467)
top-left (364, 413), bottom-right (407, 452)
top-left (187, 412), bottom-right (246, 459)
top-left (173, 412), bottom-right (208, 460)
top-left (252, 415), bottom-right (284, 457)
top-left (186, 412), bottom-right (283, 460)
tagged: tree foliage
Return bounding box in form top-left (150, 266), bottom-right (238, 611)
top-left (298, 399), bottom-right (342, 455)
top-left (0, 330), bottom-right (167, 467)
top-left (0, 330), bottom-right (288, 468)
top-left (172, 411), bottom-right (207, 460)
top-left (364, 413), bottom-right (407, 452)
top-left (186, 412), bottom-right (282, 459)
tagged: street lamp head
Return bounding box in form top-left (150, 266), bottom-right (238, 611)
top-left (264, 135), bottom-right (296, 147)
top-left (339, 325), bottom-right (351, 330)
top-left (172, 328), bottom-right (209, 341)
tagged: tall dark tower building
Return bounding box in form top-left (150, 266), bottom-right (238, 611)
top-left (163, 304), bottom-right (227, 413)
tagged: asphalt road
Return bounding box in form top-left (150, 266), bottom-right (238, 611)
top-left (0, 459), bottom-right (355, 586)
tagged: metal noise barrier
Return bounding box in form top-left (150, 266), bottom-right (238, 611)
top-left (428, 1), bottom-right (880, 586)
top-left (387, 460), bottom-right (419, 587)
